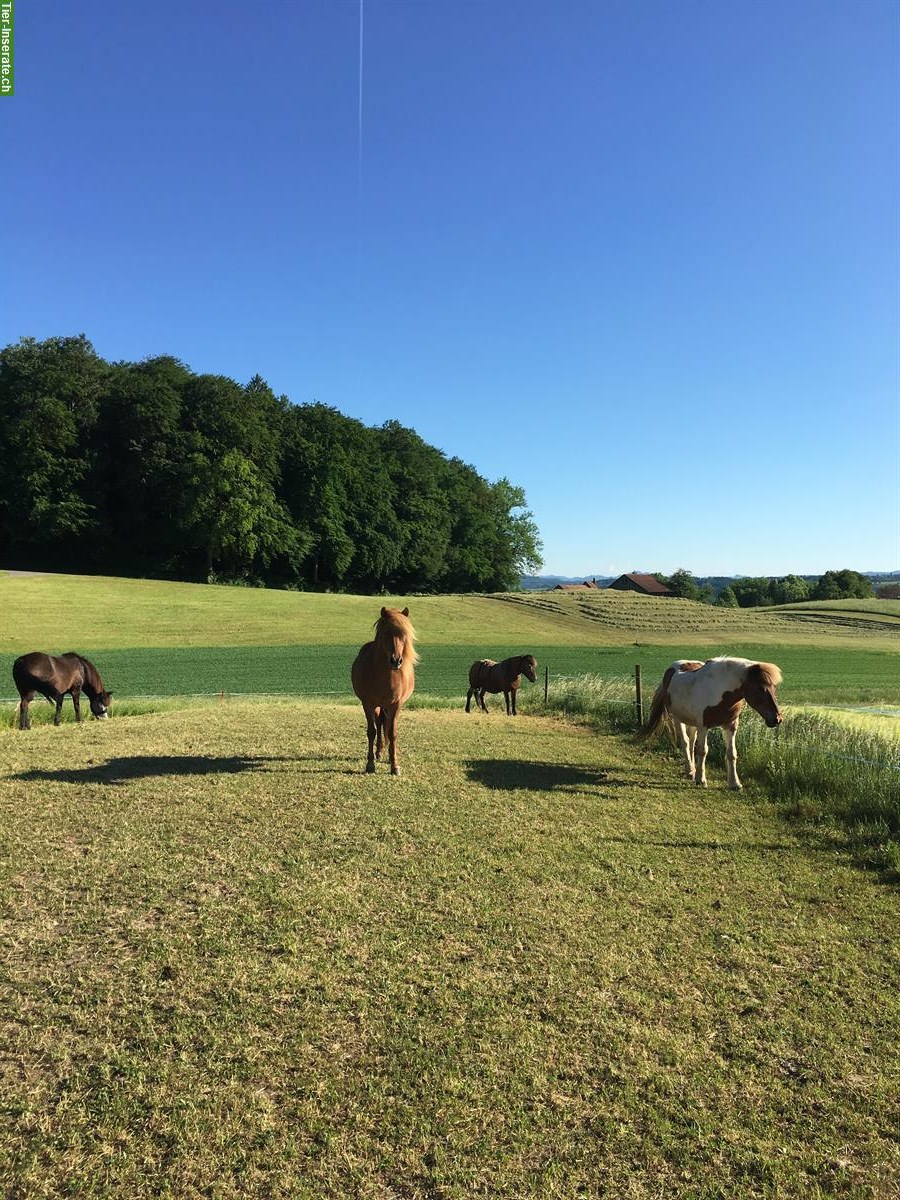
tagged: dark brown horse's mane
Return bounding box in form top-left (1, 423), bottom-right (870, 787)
top-left (374, 609), bottom-right (420, 665)
top-left (66, 652), bottom-right (104, 697)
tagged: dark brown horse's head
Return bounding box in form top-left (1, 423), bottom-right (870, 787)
top-left (377, 607), bottom-right (419, 671)
top-left (520, 655), bottom-right (538, 683)
top-left (89, 690), bottom-right (113, 719)
top-left (743, 663), bottom-right (782, 728)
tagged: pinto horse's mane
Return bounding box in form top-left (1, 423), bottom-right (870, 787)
top-left (704, 656), bottom-right (783, 689)
top-left (374, 608), bottom-right (420, 665)
top-left (751, 661), bottom-right (783, 687)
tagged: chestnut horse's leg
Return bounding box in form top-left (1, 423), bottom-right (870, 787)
top-left (465, 686), bottom-right (475, 712)
top-left (72, 688), bottom-right (82, 723)
top-left (479, 689), bottom-right (489, 713)
top-left (384, 705), bottom-right (401, 775)
top-left (723, 721), bottom-right (742, 790)
top-left (375, 709), bottom-right (386, 761)
top-left (504, 689), bottom-right (512, 715)
top-left (510, 684), bottom-right (519, 716)
top-left (363, 705), bottom-right (379, 773)
top-left (53, 692), bottom-right (65, 726)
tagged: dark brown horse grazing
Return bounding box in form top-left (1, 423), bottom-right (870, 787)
top-left (466, 654), bottom-right (537, 716)
top-left (13, 652), bottom-right (113, 730)
top-left (350, 607), bottom-right (418, 775)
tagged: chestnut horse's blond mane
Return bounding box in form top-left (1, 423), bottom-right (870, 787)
top-left (374, 608), bottom-right (420, 665)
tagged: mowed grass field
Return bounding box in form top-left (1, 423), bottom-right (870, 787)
top-left (1, 572), bottom-right (899, 1197)
top-left (2, 703), bottom-right (899, 1199)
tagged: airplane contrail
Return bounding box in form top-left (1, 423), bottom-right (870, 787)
top-left (358, 0), bottom-right (364, 198)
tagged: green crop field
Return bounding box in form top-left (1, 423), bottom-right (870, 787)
top-left (4, 643), bottom-right (900, 715)
top-left (1, 572), bottom-right (898, 1198)
top-left (2, 572), bottom-right (900, 708)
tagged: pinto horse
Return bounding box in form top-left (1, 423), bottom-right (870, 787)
top-left (13, 652), bottom-right (113, 730)
top-left (465, 654), bottom-right (537, 716)
top-left (350, 607), bottom-right (418, 775)
top-left (641, 657), bottom-right (782, 790)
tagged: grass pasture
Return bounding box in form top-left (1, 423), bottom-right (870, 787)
top-left (1, 703), bottom-right (899, 1198)
top-left (1, 572), bottom-right (899, 1197)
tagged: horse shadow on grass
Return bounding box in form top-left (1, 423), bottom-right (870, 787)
top-left (9, 755), bottom-right (292, 785)
top-left (466, 758), bottom-right (619, 793)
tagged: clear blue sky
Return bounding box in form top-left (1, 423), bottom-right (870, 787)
top-left (5, 1), bottom-right (899, 578)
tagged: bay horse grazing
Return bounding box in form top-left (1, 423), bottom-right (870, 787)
top-left (13, 652), bottom-right (113, 731)
top-left (350, 607), bottom-right (418, 775)
top-left (466, 654), bottom-right (537, 716)
top-left (641, 657), bottom-right (782, 790)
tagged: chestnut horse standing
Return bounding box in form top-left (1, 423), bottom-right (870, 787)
top-left (641, 657), bottom-right (783, 790)
top-left (465, 654), bottom-right (537, 716)
top-left (351, 607), bottom-right (418, 775)
top-left (13, 652), bottom-right (113, 730)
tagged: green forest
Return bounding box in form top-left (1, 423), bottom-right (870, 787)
top-left (0, 336), bottom-right (543, 592)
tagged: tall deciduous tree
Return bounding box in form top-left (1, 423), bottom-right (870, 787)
top-left (0, 335), bottom-right (106, 564)
top-left (812, 569), bottom-right (874, 600)
top-left (0, 335), bottom-right (545, 593)
top-left (770, 574), bottom-right (811, 605)
top-left (185, 449), bottom-right (303, 582)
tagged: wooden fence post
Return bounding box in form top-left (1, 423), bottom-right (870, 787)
top-left (635, 664), bottom-right (643, 728)
top-left (544, 665), bottom-right (549, 704)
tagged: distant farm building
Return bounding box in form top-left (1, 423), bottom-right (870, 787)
top-left (607, 573), bottom-right (674, 597)
top-left (553, 579), bottom-right (600, 591)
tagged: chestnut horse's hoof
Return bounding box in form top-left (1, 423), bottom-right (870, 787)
top-left (390, 767), bottom-right (400, 776)
top-left (365, 761), bottom-right (376, 774)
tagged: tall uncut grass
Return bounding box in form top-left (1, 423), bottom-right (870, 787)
top-left (518, 672), bottom-right (638, 733)
top-left (525, 672), bottom-right (900, 876)
top-left (738, 710), bottom-right (900, 874)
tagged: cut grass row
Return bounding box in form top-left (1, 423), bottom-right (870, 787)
top-left (1, 702), bottom-right (898, 1198)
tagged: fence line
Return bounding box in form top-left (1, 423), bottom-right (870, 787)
top-left (788, 748), bottom-right (900, 773)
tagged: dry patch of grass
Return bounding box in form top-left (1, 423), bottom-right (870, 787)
top-left (1, 703), bottom-right (898, 1198)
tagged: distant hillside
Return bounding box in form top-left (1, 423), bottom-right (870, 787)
top-left (521, 575), bottom-right (614, 591)
top-left (523, 571), bottom-right (899, 594)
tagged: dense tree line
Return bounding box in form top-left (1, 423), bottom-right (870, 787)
top-left (656, 568), bottom-right (875, 607)
top-left (0, 336), bottom-right (543, 591)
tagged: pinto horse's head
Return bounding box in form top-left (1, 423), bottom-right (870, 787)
top-left (90, 690), bottom-right (113, 720)
top-left (743, 663), bottom-right (782, 728)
